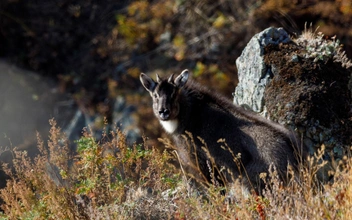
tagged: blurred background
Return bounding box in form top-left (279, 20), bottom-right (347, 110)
top-left (0, 0), bottom-right (352, 153)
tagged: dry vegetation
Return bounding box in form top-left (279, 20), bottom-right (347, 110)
top-left (0, 120), bottom-right (352, 219)
top-left (1, 0), bottom-right (352, 219)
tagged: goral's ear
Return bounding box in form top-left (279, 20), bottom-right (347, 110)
top-left (140, 73), bottom-right (157, 93)
top-left (174, 69), bottom-right (189, 88)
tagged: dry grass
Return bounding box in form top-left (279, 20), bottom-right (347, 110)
top-left (0, 119), bottom-right (352, 219)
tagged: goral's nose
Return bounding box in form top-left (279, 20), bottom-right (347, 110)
top-left (159, 108), bottom-right (170, 120)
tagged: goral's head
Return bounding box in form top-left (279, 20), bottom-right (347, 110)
top-left (140, 69), bottom-right (189, 121)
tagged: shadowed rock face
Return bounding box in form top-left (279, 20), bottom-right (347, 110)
top-left (0, 59), bottom-right (141, 169)
top-left (0, 60), bottom-right (73, 155)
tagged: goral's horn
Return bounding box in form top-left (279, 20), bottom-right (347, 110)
top-left (168, 74), bottom-right (174, 83)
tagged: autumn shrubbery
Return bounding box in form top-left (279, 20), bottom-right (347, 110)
top-left (1, 120), bottom-right (352, 219)
top-left (0, 119), bottom-right (180, 219)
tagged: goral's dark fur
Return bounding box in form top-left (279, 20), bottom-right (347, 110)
top-left (141, 70), bottom-right (305, 193)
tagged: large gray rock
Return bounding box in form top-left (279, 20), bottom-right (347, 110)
top-left (233, 27), bottom-right (291, 114)
top-left (234, 27), bottom-right (352, 175)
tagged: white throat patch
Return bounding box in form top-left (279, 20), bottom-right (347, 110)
top-left (159, 120), bottom-right (178, 134)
